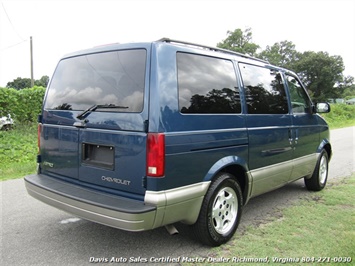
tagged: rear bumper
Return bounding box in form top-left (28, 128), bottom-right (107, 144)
top-left (24, 174), bottom-right (157, 231)
top-left (25, 174), bottom-right (210, 231)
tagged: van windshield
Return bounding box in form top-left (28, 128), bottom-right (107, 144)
top-left (45, 49), bottom-right (146, 113)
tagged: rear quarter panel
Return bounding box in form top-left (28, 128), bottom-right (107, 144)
top-left (147, 43), bottom-right (248, 191)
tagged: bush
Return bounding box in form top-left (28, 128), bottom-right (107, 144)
top-left (0, 86), bottom-right (45, 123)
top-left (0, 123), bottom-right (37, 180)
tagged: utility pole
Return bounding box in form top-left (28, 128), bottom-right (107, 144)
top-left (30, 36), bottom-right (34, 87)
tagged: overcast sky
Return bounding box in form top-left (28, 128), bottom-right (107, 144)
top-left (1, 0), bottom-right (354, 87)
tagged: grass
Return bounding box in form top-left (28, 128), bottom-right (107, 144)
top-left (320, 104), bottom-right (355, 129)
top-left (0, 123), bottom-right (37, 180)
top-left (196, 175), bottom-right (355, 265)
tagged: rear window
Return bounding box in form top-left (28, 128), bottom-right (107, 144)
top-left (45, 49), bottom-right (146, 112)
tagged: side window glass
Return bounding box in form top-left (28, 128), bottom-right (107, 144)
top-left (286, 75), bottom-right (311, 113)
top-left (239, 63), bottom-right (288, 114)
top-left (177, 53), bottom-right (241, 114)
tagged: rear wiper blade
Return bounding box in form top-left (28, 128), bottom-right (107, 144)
top-left (76, 104), bottom-right (129, 120)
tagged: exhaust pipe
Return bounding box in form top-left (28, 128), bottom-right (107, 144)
top-left (165, 224), bottom-right (179, 235)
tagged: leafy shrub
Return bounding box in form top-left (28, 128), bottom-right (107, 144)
top-left (0, 86), bottom-right (45, 123)
top-left (0, 123), bottom-right (37, 180)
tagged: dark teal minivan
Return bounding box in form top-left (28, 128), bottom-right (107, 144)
top-left (25, 38), bottom-right (332, 246)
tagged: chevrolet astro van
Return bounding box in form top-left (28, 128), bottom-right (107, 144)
top-left (25, 38), bottom-right (332, 246)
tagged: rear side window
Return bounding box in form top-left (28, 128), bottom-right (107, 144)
top-left (177, 53), bottom-right (241, 114)
top-left (45, 49), bottom-right (146, 112)
top-left (239, 63), bottom-right (288, 114)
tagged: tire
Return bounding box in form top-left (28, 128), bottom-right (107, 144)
top-left (304, 150), bottom-right (329, 191)
top-left (2, 124), bottom-right (12, 131)
top-left (192, 172), bottom-right (243, 246)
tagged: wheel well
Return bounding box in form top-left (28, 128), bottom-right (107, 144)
top-left (217, 164), bottom-right (248, 205)
top-left (323, 143), bottom-right (332, 160)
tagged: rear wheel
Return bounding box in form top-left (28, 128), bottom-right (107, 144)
top-left (304, 150), bottom-right (329, 191)
top-left (192, 172), bottom-right (243, 246)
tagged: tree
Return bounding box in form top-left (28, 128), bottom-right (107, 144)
top-left (6, 75), bottom-right (49, 90)
top-left (342, 84), bottom-right (355, 99)
top-left (293, 51), bottom-right (349, 101)
top-left (217, 28), bottom-right (260, 56)
top-left (6, 77), bottom-right (31, 90)
top-left (35, 75), bottom-right (49, 87)
top-left (258, 40), bottom-right (300, 68)
top-left (217, 27), bottom-right (354, 101)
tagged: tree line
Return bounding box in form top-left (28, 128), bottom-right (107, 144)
top-left (5, 76), bottom-right (49, 90)
top-left (217, 28), bottom-right (354, 101)
top-left (3, 28), bottom-right (354, 101)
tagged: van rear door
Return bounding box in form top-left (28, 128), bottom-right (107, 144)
top-left (41, 47), bottom-right (149, 196)
top-left (40, 113), bottom-right (80, 179)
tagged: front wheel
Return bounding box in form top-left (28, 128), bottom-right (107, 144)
top-left (304, 150), bottom-right (329, 191)
top-left (192, 172), bottom-right (243, 246)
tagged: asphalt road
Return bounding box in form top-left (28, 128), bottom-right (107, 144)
top-left (1, 126), bottom-right (354, 266)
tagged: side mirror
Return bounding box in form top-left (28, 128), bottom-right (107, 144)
top-left (315, 102), bottom-right (331, 113)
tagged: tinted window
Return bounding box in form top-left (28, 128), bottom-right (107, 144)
top-left (239, 63), bottom-right (288, 114)
top-left (45, 49), bottom-right (146, 112)
top-left (286, 74), bottom-right (311, 113)
top-left (177, 53), bottom-right (241, 114)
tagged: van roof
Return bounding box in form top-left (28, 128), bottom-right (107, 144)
top-left (61, 38), bottom-right (267, 63)
top-left (62, 39), bottom-right (302, 79)
top-left (62, 41), bottom-right (152, 59)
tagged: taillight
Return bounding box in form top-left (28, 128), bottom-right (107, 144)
top-left (37, 123), bottom-right (42, 154)
top-left (146, 133), bottom-right (165, 177)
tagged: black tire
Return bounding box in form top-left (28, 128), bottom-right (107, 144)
top-left (1, 124), bottom-right (11, 131)
top-left (304, 150), bottom-right (329, 191)
top-left (192, 172), bottom-right (243, 246)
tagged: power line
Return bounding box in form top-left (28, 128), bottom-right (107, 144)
top-left (1, 2), bottom-right (26, 42)
top-left (0, 39), bottom-right (27, 52)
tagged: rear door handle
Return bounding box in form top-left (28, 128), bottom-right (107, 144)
top-left (288, 129), bottom-right (293, 145)
top-left (294, 128), bottom-right (299, 144)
